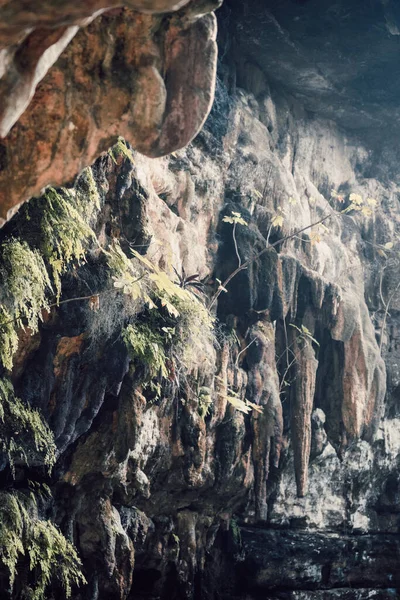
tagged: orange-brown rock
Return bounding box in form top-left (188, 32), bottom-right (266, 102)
top-left (0, 1), bottom-right (220, 219)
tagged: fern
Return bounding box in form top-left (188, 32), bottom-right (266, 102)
top-left (0, 378), bottom-right (56, 473)
top-left (0, 491), bottom-right (85, 598)
top-left (0, 167), bottom-right (101, 370)
top-left (0, 240), bottom-right (51, 370)
top-left (40, 186), bottom-right (97, 300)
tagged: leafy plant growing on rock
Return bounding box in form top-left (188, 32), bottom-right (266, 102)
top-left (123, 322), bottom-right (169, 381)
top-left (215, 377), bottom-right (263, 415)
top-left (172, 265), bottom-right (205, 296)
top-left (0, 168), bottom-right (101, 371)
top-left (0, 491), bottom-right (85, 599)
top-left (0, 240), bottom-right (51, 370)
top-left (215, 193), bottom-right (379, 414)
top-left (222, 211), bottom-right (248, 267)
top-left (112, 242), bottom-right (215, 396)
top-left (0, 378), bottom-right (56, 474)
top-left (0, 382), bottom-right (84, 598)
top-left (39, 183), bottom-right (98, 299)
top-left (210, 193), bottom-right (378, 310)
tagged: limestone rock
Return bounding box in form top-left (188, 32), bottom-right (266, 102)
top-left (2, 1), bottom-right (400, 599)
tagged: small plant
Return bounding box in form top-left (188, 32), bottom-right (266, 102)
top-left (0, 240), bottom-right (51, 370)
top-left (198, 387), bottom-right (213, 418)
top-left (215, 377), bottom-right (263, 414)
top-left (172, 266), bottom-right (205, 294)
top-left (289, 323), bottom-right (319, 347)
top-left (0, 378), bottom-right (56, 474)
top-left (0, 491), bottom-right (85, 598)
top-left (123, 322), bottom-right (169, 380)
top-left (222, 211), bottom-right (248, 268)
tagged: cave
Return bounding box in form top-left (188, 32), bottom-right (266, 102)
top-left (0, 1), bottom-right (399, 599)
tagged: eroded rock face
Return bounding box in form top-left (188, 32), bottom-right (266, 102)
top-left (1, 1), bottom-right (400, 599)
top-left (2, 75), bottom-right (398, 596)
top-left (0, 0), bottom-right (220, 219)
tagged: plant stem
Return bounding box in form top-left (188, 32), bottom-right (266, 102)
top-left (209, 210), bottom-right (334, 310)
top-left (379, 280), bottom-right (400, 352)
top-left (233, 222), bottom-right (241, 268)
top-left (235, 337), bottom-right (256, 369)
top-left (0, 273), bottom-right (148, 331)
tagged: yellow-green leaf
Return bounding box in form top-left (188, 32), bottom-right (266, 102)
top-left (361, 206), bottom-right (373, 217)
top-left (271, 214), bottom-right (284, 228)
top-left (349, 193), bottom-right (363, 205)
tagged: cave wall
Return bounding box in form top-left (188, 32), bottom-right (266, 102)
top-left (1, 1), bottom-right (400, 599)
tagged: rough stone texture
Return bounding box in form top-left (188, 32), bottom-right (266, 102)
top-left (236, 527), bottom-right (400, 598)
top-left (2, 1), bottom-right (400, 599)
top-left (0, 0), bottom-right (220, 219)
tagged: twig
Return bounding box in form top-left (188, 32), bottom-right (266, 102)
top-left (0, 273), bottom-right (148, 332)
top-left (235, 338), bottom-right (256, 369)
top-left (379, 280), bottom-right (400, 352)
top-left (276, 344), bottom-right (296, 365)
top-left (209, 210), bottom-right (335, 309)
top-left (48, 294), bottom-right (97, 309)
top-left (279, 356), bottom-right (297, 393)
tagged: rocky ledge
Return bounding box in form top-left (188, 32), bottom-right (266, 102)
top-left (0, 0), bottom-right (221, 219)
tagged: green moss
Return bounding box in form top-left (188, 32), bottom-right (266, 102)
top-left (40, 186), bottom-right (97, 300)
top-left (170, 294), bottom-right (214, 377)
top-left (0, 378), bottom-right (56, 474)
top-left (0, 491), bottom-right (85, 598)
top-left (123, 322), bottom-right (168, 380)
top-left (109, 137), bottom-right (135, 164)
top-left (0, 168), bottom-right (101, 370)
top-left (0, 240), bottom-right (51, 370)
top-left (74, 167), bottom-right (101, 223)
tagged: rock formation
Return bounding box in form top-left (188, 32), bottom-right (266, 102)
top-left (0, 1), bottom-right (400, 599)
top-left (0, 0), bottom-right (220, 219)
